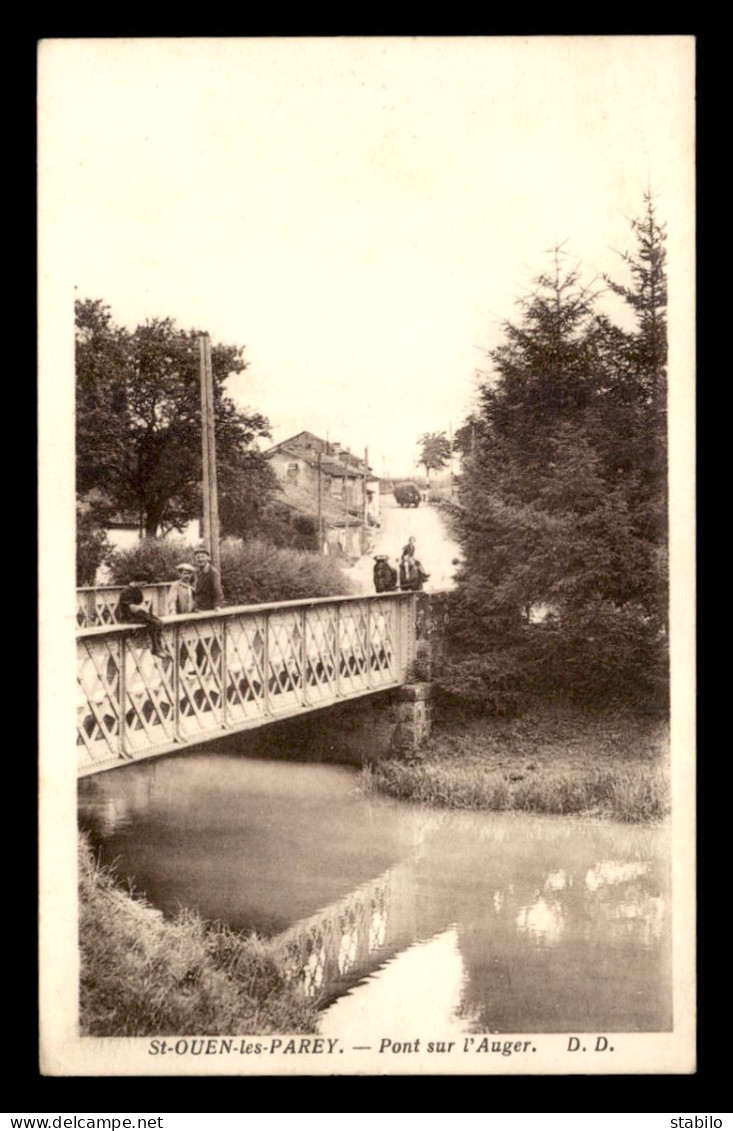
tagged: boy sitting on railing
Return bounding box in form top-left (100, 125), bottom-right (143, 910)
top-left (117, 569), bottom-right (170, 661)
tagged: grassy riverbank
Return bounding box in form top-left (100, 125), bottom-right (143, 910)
top-left (361, 707), bottom-right (670, 823)
top-left (78, 835), bottom-right (318, 1036)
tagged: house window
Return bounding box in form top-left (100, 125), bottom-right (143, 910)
top-left (286, 462), bottom-right (299, 484)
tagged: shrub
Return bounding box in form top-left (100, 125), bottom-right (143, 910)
top-left (108, 537), bottom-right (192, 585)
top-left (436, 653), bottom-right (526, 718)
top-left (437, 590), bottom-right (669, 717)
top-left (253, 501), bottom-right (321, 551)
top-left (108, 536), bottom-right (354, 604)
top-left (219, 538), bottom-right (354, 604)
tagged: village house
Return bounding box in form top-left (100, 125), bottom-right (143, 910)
top-left (265, 431), bottom-right (380, 557)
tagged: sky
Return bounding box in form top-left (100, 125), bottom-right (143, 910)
top-left (39, 36), bottom-right (695, 478)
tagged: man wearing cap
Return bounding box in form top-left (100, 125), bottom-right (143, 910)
top-left (167, 563), bottom-right (197, 615)
top-left (194, 545), bottom-right (224, 611)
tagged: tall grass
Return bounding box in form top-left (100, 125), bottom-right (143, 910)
top-left (78, 834), bottom-right (318, 1036)
top-left (360, 760), bottom-right (669, 823)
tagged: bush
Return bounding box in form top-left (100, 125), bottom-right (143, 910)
top-left (437, 653), bottom-right (526, 718)
top-left (253, 501), bottom-right (321, 551)
top-left (108, 536), bottom-right (355, 604)
top-left (437, 590), bottom-right (669, 717)
top-left (219, 538), bottom-right (354, 604)
top-left (108, 537), bottom-right (192, 585)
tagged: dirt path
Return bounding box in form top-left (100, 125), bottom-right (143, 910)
top-left (345, 494), bottom-right (462, 595)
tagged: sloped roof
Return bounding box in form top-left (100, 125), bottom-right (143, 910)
top-left (268, 444), bottom-right (365, 478)
top-left (266, 431), bottom-right (371, 475)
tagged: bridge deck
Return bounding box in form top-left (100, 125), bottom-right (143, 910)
top-left (77, 592), bottom-right (417, 776)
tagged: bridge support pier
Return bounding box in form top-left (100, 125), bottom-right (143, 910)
top-left (389, 682), bottom-right (433, 756)
top-left (233, 681), bottom-right (435, 768)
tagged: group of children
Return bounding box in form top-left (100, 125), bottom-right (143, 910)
top-left (116, 545), bottom-right (224, 660)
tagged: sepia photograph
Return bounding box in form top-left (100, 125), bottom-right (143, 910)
top-left (38, 35), bottom-right (696, 1077)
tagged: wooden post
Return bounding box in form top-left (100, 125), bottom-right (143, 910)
top-left (362, 446), bottom-right (369, 554)
top-left (199, 333), bottom-right (221, 574)
top-left (199, 335), bottom-right (211, 553)
top-left (317, 451), bottom-right (323, 553)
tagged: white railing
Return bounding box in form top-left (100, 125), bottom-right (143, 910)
top-left (76, 583), bottom-right (172, 627)
top-left (77, 592), bottom-right (417, 776)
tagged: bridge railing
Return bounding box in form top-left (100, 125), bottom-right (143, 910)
top-left (77, 592), bottom-right (417, 775)
top-left (76, 583), bottom-right (172, 627)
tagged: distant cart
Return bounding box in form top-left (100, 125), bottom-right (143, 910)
top-left (393, 482), bottom-right (421, 508)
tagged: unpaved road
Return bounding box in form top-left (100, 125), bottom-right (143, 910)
top-left (344, 494), bottom-right (462, 595)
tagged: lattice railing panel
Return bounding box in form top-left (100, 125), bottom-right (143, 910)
top-left (77, 635), bottom-right (123, 767)
top-left (304, 606), bottom-right (338, 702)
top-left (122, 629), bottom-right (178, 753)
top-left (368, 600), bottom-right (398, 685)
top-left (267, 611), bottom-right (306, 712)
top-left (225, 613), bottom-right (267, 723)
top-left (175, 621), bottom-right (225, 739)
top-left (338, 603), bottom-right (370, 693)
top-left (77, 592), bottom-right (416, 774)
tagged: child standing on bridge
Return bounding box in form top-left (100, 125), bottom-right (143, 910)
top-left (167, 563), bottom-right (197, 615)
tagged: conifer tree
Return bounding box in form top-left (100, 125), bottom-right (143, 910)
top-left (449, 203), bottom-right (669, 711)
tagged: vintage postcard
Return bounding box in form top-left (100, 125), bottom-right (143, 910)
top-left (38, 36), bottom-right (696, 1077)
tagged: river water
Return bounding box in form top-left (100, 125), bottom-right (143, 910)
top-left (78, 753), bottom-right (671, 1034)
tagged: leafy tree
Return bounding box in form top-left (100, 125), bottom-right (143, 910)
top-left (75, 299), bottom-right (130, 506)
top-left (75, 301), bottom-right (275, 537)
top-left (417, 431), bottom-right (451, 489)
top-left (76, 494), bottom-right (112, 586)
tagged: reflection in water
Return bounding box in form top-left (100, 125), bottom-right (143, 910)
top-left (79, 753), bottom-right (672, 1033)
top-left (544, 869), bottom-right (569, 892)
top-left (274, 875), bottom-right (411, 1003)
top-left (321, 927), bottom-right (472, 1038)
top-left (515, 897), bottom-right (565, 946)
top-left (585, 860), bottom-right (649, 891)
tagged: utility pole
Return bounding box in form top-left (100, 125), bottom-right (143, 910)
top-left (449, 422), bottom-right (454, 500)
top-left (362, 446), bottom-right (369, 553)
top-left (317, 451), bottom-right (323, 553)
top-left (199, 333), bottom-right (220, 574)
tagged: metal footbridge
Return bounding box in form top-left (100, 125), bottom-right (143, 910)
top-left (76, 584), bottom-right (419, 777)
